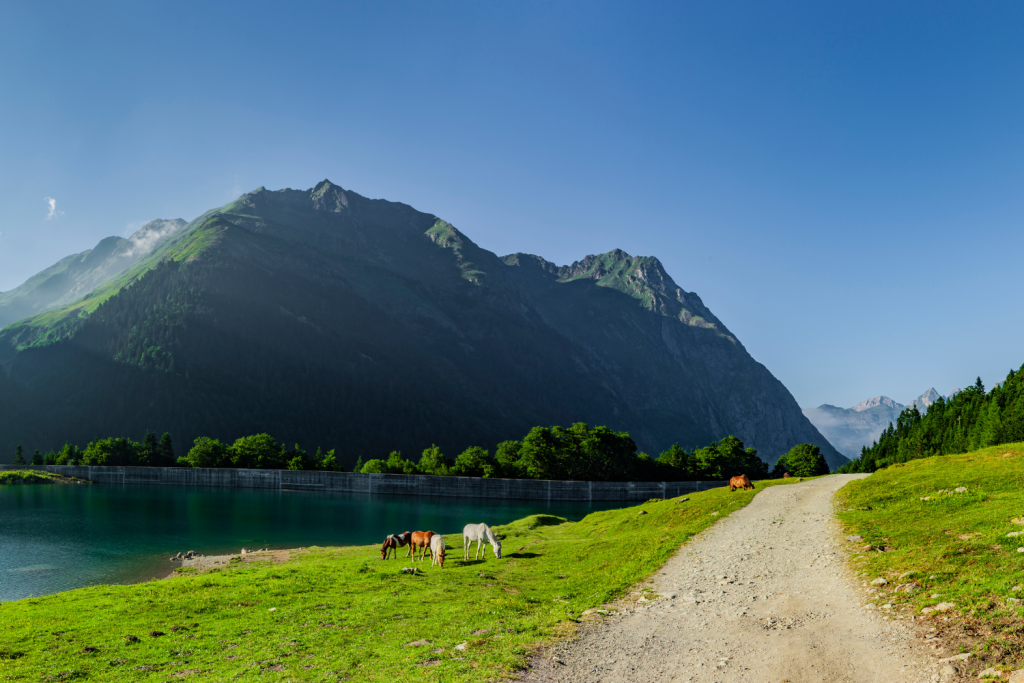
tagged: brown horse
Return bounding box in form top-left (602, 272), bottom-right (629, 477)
top-left (381, 531), bottom-right (412, 560)
top-left (410, 531), bottom-right (435, 561)
top-left (783, 472), bottom-right (792, 479)
top-left (729, 474), bottom-right (755, 491)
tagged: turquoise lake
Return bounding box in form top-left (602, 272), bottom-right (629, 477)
top-left (0, 483), bottom-right (626, 602)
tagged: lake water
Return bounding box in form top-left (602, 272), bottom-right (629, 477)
top-left (0, 483), bottom-right (626, 602)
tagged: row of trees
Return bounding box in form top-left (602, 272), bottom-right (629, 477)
top-left (12, 432), bottom-right (176, 467)
top-left (354, 425), bottom-right (828, 481)
top-left (837, 364), bottom-right (1024, 473)
top-left (12, 423), bottom-right (830, 481)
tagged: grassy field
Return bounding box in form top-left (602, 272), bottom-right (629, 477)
top-left (0, 479), bottom-right (798, 682)
top-left (0, 470), bottom-right (87, 485)
top-left (835, 443), bottom-right (1024, 669)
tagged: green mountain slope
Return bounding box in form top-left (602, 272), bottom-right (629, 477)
top-left (0, 181), bottom-right (846, 469)
top-left (0, 219), bottom-right (186, 329)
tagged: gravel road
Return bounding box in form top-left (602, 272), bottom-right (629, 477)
top-left (524, 475), bottom-right (958, 683)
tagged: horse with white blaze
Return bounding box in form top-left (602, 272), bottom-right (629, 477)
top-left (463, 523), bottom-right (502, 561)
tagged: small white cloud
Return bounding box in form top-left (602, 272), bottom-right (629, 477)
top-left (44, 197), bottom-right (64, 220)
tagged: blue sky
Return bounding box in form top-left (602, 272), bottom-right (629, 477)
top-left (1, 1), bottom-right (1022, 409)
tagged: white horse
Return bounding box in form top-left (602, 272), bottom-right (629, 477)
top-left (430, 534), bottom-right (448, 568)
top-left (463, 523), bottom-right (502, 561)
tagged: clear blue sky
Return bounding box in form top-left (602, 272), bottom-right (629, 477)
top-left (1, 1), bottom-right (1022, 410)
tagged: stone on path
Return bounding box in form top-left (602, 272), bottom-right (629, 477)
top-left (977, 668), bottom-right (1001, 679)
top-left (939, 653), bottom-right (971, 662)
top-left (871, 577), bottom-right (888, 586)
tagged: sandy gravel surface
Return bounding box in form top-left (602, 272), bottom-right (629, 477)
top-left (525, 475), bottom-right (962, 683)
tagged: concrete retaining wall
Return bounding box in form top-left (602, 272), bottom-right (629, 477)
top-left (0, 465), bottom-right (725, 501)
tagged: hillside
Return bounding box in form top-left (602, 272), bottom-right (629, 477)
top-left (0, 181), bottom-right (845, 469)
top-left (0, 219), bottom-right (186, 328)
top-left (836, 445), bottom-right (1024, 675)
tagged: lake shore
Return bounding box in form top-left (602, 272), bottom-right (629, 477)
top-left (0, 480), bottom-right (806, 681)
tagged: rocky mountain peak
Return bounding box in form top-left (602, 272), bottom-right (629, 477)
top-left (850, 396), bottom-right (903, 412)
top-left (910, 388), bottom-right (941, 410)
top-left (310, 179), bottom-right (350, 213)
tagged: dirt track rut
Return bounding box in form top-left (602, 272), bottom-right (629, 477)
top-left (525, 475), bottom-right (954, 683)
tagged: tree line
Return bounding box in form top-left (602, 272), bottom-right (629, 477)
top-left (11, 422), bottom-right (830, 481)
top-left (837, 363), bottom-right (1024, 473)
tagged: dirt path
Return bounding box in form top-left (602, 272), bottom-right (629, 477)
top-left (525, 475), bottom-right (956, 683)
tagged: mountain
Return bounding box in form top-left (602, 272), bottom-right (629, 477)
top-left (802, 397), bottom-right (904, 459)
top-left (0, 181), bottom-right (846, 470)
top-left (804, 388), bottom-right (963, 459)
top-left (850, 396), bottom-right (903, 412)
top-left (0, 219), bottom-right (187, 328)
top-left (909, 387), bottom-right (941, 412)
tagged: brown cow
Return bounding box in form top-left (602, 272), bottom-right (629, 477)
top-left (729, 474), bottom-right (755, 491)
top-left (381, 531), bottom-right (412, 560)
top-left (409, 531), bottom-right (435, 561)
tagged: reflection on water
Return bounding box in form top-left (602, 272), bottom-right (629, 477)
top-left (0, 483), bottom-right (626, 602)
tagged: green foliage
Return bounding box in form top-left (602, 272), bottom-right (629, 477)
top-left (81, 438), bottom-right (141, 466)
top-left (228, 433), bottom-right (285, 469)
top-left (450, 446), bottom-right (497, 477)
top-left (417, 444), bottom-right (450, 476)
top-left (689, 435), bottom-right (770, 479)
top-left (495, 440), bottom-right (524, 477)
top-left (20, 423), bottom-right (775, 483)
top-left (358, 458), bottom-right (386, 473)
top-left (180, 437), bottom-right (229, 468)
top-left (30, 450), bottom-right (42, 466)
top-left (774, 443), bottom-right (829, 477)
top-left (13, 445), bottom-right (23, 465)
top-left (838, 366), bottom-right (1024, 473)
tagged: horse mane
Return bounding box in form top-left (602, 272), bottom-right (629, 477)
top-left (484, 525), bottom-right (498, 543)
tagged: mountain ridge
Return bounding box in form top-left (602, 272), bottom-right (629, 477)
top-left (0, 219), bottom-right (187, 329)
top-left (0, 181), bottom-right (846, 470)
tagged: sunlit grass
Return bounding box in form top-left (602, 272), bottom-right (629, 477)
top-left (0, 478), bottom-right (800, 681)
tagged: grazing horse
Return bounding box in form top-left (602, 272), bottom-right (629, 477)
top-left (380, 531), bottom-right (412, 560)
top-left (409, 531), bottom-right (435, 561)
top-left (430, 535), bottom-right (447, 568)
top-left (463, 523), bottom-right (502, 561)
top-left (729, 474), bottom-right (755, 491)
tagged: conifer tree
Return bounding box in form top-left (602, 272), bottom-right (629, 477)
top-left (13, 445), bottom-right (24, 465)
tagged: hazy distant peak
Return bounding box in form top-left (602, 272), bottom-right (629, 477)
top-left (850, 396), bottom-right (903, 412)
top-left (910, 387), bottom-right (941, 409)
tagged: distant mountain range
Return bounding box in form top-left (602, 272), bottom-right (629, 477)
top-left (0, 181), bottom-right (846, 470)
top-left (803, 388), bottom-right (961, 458)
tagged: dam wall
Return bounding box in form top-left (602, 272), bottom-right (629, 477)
top-left (1, 465), bottom-right (726, 501)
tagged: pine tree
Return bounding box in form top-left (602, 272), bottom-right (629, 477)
top-left (159, 433), bottom-right (175, 465)
top-left (13, 445), bottom-right (24, 465)
top-left (31, 450), bottom-right (43, 465)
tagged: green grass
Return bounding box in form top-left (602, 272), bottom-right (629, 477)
top-left (836, 443), bottom-right (1024, 664)
top-left (0, 470), bottom-right (85, 485)
top-left (0, 479), bottom-right (799, 681)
